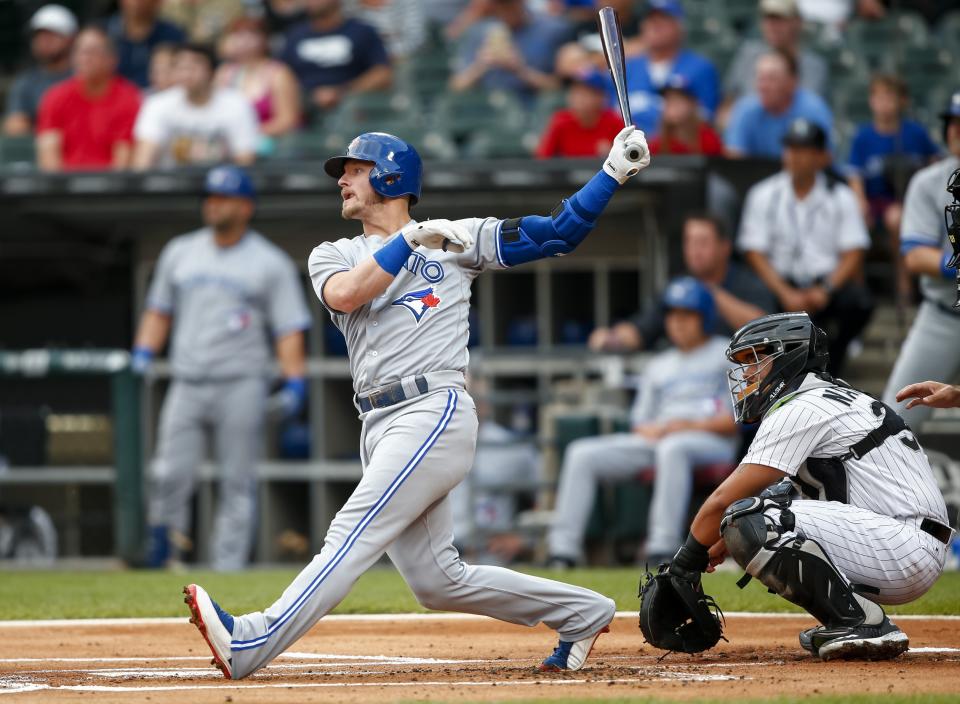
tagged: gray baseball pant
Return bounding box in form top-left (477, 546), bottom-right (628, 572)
top-left (228, 387), bottom-right (615, 679)
top-left (882, 301), bottom-right (960, 428)
top-left (149, 377), bottom-right (266, 571)
top-left (548, 431), bottom-right (737, 561)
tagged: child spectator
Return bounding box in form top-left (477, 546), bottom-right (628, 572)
top-left (281, 0), bottom-right (392, 117)
top-left (216, 18), bottom-right (302, 153)
top-left (106, 0), bottom-right (187, 89)
top-left (133, 44), bottom-right (260, 169)
top-left (35, 27), bottom-right (141, 172)
top-left (535, 69), bottom-right (622, 159)
top-left (847, 74), bottom-right (940, 303)
top-left (3, 5), bottom-right (76, 137)
top-left (648, 75), bottom-right (723, 156)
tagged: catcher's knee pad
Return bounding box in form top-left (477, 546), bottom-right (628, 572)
top-left (719, 496), bottom-right (794, 571)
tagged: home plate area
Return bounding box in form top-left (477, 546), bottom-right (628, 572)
top-left (1, 614), bottom-right (959, 702)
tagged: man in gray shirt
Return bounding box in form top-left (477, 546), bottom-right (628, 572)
top-left (723, 0), bottom-right (828, 103)
top-left (133, 165), bottom-right (311, 570)
top-left (3, 5), bottom-right (75, 136)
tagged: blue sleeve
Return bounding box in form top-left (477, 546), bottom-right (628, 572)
top-left (917, 123), bottom-right (941, 158)
top-left (724, 98), bottom-right (751, 151)
top-left (848, 126), bottom-right (868, 170)
top-left (4, 75), bottom-right (29, 116)
top-left (498, 170), bottom-right (619, 267)
top-left (692, 56), bottom-right (721, 116)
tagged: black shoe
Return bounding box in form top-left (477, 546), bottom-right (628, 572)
top-left (813, 616), bottom-right (909, 661)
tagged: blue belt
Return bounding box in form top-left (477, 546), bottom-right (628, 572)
top-left (357, 375), bottom-right (429, 413)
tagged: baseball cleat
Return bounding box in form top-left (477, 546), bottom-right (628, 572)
top-left (183, 584), bottom-right (235, 679)
top-left (538, 624), bottom-right (610, 672)
top-left (814, 616), bottom-right (909, 661)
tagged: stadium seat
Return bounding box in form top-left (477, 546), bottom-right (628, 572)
top-left (463, 129), bottom-right (537, 159)
top-left (528, 90), bottom-right (566, 133)
top-left (396, 47), bottom-right (455, 108)
top-left (431, 90), bottom-right (528, 143)
top-left (0, 136), bottom-right (36, 166)
top-left (846, 12), bottom-right (930, 69)
top-left (937, 10), bottom-right (960, 46)
top-left (328, 91), bottom-right (423, 136)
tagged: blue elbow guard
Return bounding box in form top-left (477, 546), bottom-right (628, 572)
top-left (498, 170), bottom-right (617, 267)
top-left (500, 202), bottom-right (593, 266)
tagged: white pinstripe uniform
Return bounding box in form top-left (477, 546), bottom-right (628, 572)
top-left (743, 373), bottom-right (950, 605)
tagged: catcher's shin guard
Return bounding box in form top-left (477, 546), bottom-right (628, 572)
top-left (720, 498), bottom-right (884, 630)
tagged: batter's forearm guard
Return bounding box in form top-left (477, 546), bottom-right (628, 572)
top-left (498, 170), bottom-right (619, 267)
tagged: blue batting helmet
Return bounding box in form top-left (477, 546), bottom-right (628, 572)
top-left (939, 90), bottom-right (960, 143)
top-left (324, 132), bottom-right (423, 206)
top-left (204, 165), bottom-right (256, 200)
top-left (662, 276), bottom-right (716, 333)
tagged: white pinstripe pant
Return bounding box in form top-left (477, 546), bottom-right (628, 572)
top-left (764, 500), bottom-right (948, 605)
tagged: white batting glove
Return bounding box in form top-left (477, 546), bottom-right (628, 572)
top-left (602, 126), bottom-right (651, 184)
top-left (401, 219), bottom-right (475, 253)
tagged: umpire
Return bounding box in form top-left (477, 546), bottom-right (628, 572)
top-left (133, 165), bottom-right (311, 570)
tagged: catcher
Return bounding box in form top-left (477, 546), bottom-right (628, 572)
top-left (641, 312), bottom-right (951, 660)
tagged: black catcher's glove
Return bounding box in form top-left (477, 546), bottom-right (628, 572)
top-left (638, 536), bottom-right (726, 654)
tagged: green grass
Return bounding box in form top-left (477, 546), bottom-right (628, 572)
top-left (1, 567), bottom-right (958, 620)
top-left (444, 698), bottom-right (959, 704)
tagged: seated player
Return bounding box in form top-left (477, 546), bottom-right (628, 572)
top-left (547, 277), bottom-right (738, 567)
top-left (668, 312), bottom-right (951, 660)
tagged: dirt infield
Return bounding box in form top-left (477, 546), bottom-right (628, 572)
top-left (1, 613), bottom-right (959, 702)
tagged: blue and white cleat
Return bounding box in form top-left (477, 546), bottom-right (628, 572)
top-left (538, 624), bottom-right (610, 672)
top-left (183, 584), bottom-right (235, 679)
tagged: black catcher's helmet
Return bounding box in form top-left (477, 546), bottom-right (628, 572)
top-left (725, 312), bottom-right (829, 423)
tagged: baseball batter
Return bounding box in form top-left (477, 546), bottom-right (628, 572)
top-left (184, 127), bottom-right (650, 679)
top-left (881, 91), bottom-right (960, 426)
top-left (135, 166), bottom-right (311, 571)
top-left (667, 313), bottom-right (950, 660)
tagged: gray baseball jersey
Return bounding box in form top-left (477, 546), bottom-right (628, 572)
top-left (882, 156), bottom-right (960, 425)
top-left (744, 373), bottom-right (948, 603)
top-left (148, 228), bottom-right (312, 379)
top-left (228, 217), bottom-right (617, 678)
top-left (630, 336), bottom-right (733, 426)
top-left (898, 155), bottom-right (959, 309)
top-left (147, 228), bottom-right (310, 570)
top-left (307, 218), bottom-right (504, 394)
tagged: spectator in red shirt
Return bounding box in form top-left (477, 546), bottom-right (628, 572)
top-left (36, 27), bottom-right (142, 172)
top-left (536, 69), bottom-right (623, 159)
top-left (649, 75), bottom-right (723, 156)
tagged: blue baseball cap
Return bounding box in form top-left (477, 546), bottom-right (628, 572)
top-left (658, 74), bottom-right (696, 97)
top-left (939, 90), bottom-right (960, 120)
top-left (646, 0), bottom-right (685, 20)
top-left (571, 68), bottom-right (609, 93)
top-left (663, 276), bottom-right (716, 332)
top-left (204, 165), bottom-right (256, 200)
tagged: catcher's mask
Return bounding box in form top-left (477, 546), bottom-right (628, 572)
top-left (726, 313), bottom-right (828, 423)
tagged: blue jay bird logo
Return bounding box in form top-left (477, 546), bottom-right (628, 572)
top-left (392, 287), bottom-right (441, 323)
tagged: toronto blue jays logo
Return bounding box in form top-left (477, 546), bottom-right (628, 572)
top-left (392, 287), bottom-right (441, 323)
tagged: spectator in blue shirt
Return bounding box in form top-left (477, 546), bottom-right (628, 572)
top-left (848, 73), bottom-right (940, 304)
top-left (106, 0), bottom-right (186, 89)
top-left (451, 0), bottom-right (573, 103)
top-left (724, 50), bottom-right (832, 159)
top-left (620, 0), bottom-right (720, 138)
top-left (280, 0), bottom-right (392, 116)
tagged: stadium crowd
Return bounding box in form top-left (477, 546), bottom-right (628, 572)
top-left (3, 0), bottom-right (958, 567)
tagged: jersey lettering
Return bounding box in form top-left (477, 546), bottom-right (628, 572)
top-left (403, 251), bottom-right (445, 283)
top-left (821, 387), bottom-right (859, 406)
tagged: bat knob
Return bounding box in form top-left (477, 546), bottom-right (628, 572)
top-left (627, 148), bottom-right (642, 162)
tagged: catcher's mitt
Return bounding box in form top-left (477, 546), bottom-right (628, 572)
top-left (638, 564), bottom-right (726, 654)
